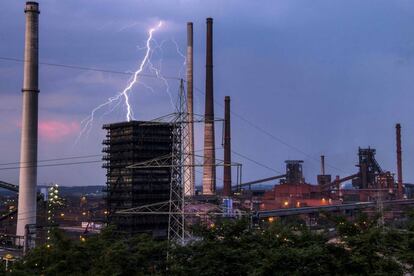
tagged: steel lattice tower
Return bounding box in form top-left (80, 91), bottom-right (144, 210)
top-left (168, 79), bottom-right (190, 245)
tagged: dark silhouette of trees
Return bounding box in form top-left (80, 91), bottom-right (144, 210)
top-left (7, 212), bottom-right (414, 275)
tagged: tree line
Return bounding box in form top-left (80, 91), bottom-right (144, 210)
top-left (3, 210), bottom-right (414, 275)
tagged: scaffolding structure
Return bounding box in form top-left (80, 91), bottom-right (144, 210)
top-left (103, 121), bottom-right (174, 237)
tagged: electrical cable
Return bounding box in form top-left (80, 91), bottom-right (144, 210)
top-left (231, 150), bottom-right (283, 174)
top-left (0, 160), bottom-right (102, 171)
top-left (192, 85), bottom-right (348, 174)
top-left (0, 154), bottom-right (102, 166)
top-left (0, 56), bottom-right (181, 80)
top-left (0, 56), bottom-right (347, 174)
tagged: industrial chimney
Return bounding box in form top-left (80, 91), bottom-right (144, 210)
top-left (223, 96), bottom-right (232, 197)
top-left (320, 155), bottom-right (325, 175)
top-left (396, 123), bottom-right (403, 198)
top-left (202, 18), bottom-right (216, 195)
top-left (184, 22), bottom-right (195, 196)
top-left (16, 1), bottom-right (40, 238)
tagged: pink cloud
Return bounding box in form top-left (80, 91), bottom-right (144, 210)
top-left (39, 120), bottom-right (80, 142)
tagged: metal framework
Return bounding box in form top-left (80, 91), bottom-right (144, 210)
top-left (168, 79), bottom-right (187, 244)
top-left (117, 80), bottom-right (242, 245)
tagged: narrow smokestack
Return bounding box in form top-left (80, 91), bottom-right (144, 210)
top-left (17, 1), bottom-right (40, 238)
top-left (184, 22), bottom-right (195, 196)
top-left (396, 123), bottom-right (403, 198)
top-left (321, 155), bottom-right (325, 175)
top-left (202, 18), bottom-right (216, 195)
top-left (223, 96), bottom-right (231, 197)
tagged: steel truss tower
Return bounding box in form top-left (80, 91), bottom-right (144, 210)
top-left (168, 79), bottom-right (189, 244)
top-left (116, 80), bottom-right (243, 245)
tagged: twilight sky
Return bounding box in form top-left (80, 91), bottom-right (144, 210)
top-left (1, 0), bottom-right (414, 187)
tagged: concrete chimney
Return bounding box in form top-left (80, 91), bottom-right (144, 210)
top-left (223, 96), bottom-right (232, 197)
top-left (16, 1), bottom-right (40, 238)
top-left (202, 18), bottom-right (216, 195)
top-left (184, 22), bottom-right (195, 196)
top-left (396, 123), bottom-right (403, 198)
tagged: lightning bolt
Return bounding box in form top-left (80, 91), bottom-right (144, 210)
top-left (76, 21), bottom-right (163, 143)
top-left (145, 38), bottom-right (186, 110)
top-left (123, 21), bottom-right (163, 121)
top-left (171, 38), bottom-right (186, 78)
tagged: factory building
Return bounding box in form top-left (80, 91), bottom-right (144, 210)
top-left (260, 146), bottom-right (399, 211)
top-left (103, 121), bottom-right (174, 237)
top-left (261, 160), bottom-right (335, 210)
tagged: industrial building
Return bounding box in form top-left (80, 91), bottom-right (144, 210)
top-left (103, 121), bottom-right (174, 237)
top-left (260, 160), bottom-right (335, 210)
top-left (259, 146), bottom-right (401, 211)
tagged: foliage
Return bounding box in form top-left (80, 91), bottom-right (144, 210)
top-left (9, 227), bottom-right (167, 276)
top-left (5, 214), bottom-right (414, 275)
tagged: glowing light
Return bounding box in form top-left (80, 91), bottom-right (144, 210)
top-left (77, 21), bottom-right (163, 142)
top-left (171, 38), bottom-right (186, 77)
top-left (268, 217), bottom-right (274, 223)
top-left (283, 201), bottom-right (289, 207)
top-left (122, 21), bottom-right (163, 121)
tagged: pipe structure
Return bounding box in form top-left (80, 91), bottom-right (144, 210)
top-left (223, 96), bottom-right (231, 196)
top-left (396, 123), bottom-right (403, 198)
top-left (239, 174), bottom-right (287, 188)
top-left (320, 155), bottom-right (325, 175)
top-left (17, 1), bottom-right (40, 238)
top-left (202, 18), bottom-right (216, 195)
top-left (184, 22), bottom-right (195, 196)
top-left (320, 173), bottom-right (360, 191)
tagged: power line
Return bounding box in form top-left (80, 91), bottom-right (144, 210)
top-left (0, 56), bottom-right (181, 81)
top-left (0, 154), bottom-right (102, 167)
top-left (0, 56), bottom-right (346, 174)
top-left (192, 86), bottom-right (347, 174)
top-left (0, 160), bottom-right (102, 171)
top-left (231, 150), bottom-right (283, 174)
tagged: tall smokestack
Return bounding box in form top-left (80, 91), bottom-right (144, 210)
top-left (223, 96), bottom-right (231, 197)
top-left (202, 18), bottom-right (216, 195)
top-left (396, 123), bottom-right (403, 198)
top-left (17, 1), bottom-right (40, 238)
top-left (320, 155), bottom-right (325, 175)
top-left (184, 22), bottom-right (195, 196)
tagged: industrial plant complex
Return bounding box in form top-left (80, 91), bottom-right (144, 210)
top-left (0, 1), bottom-right (414, 272)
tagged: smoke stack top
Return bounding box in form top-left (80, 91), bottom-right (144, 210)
top-left (25, 2), bottom-right (40, 13)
